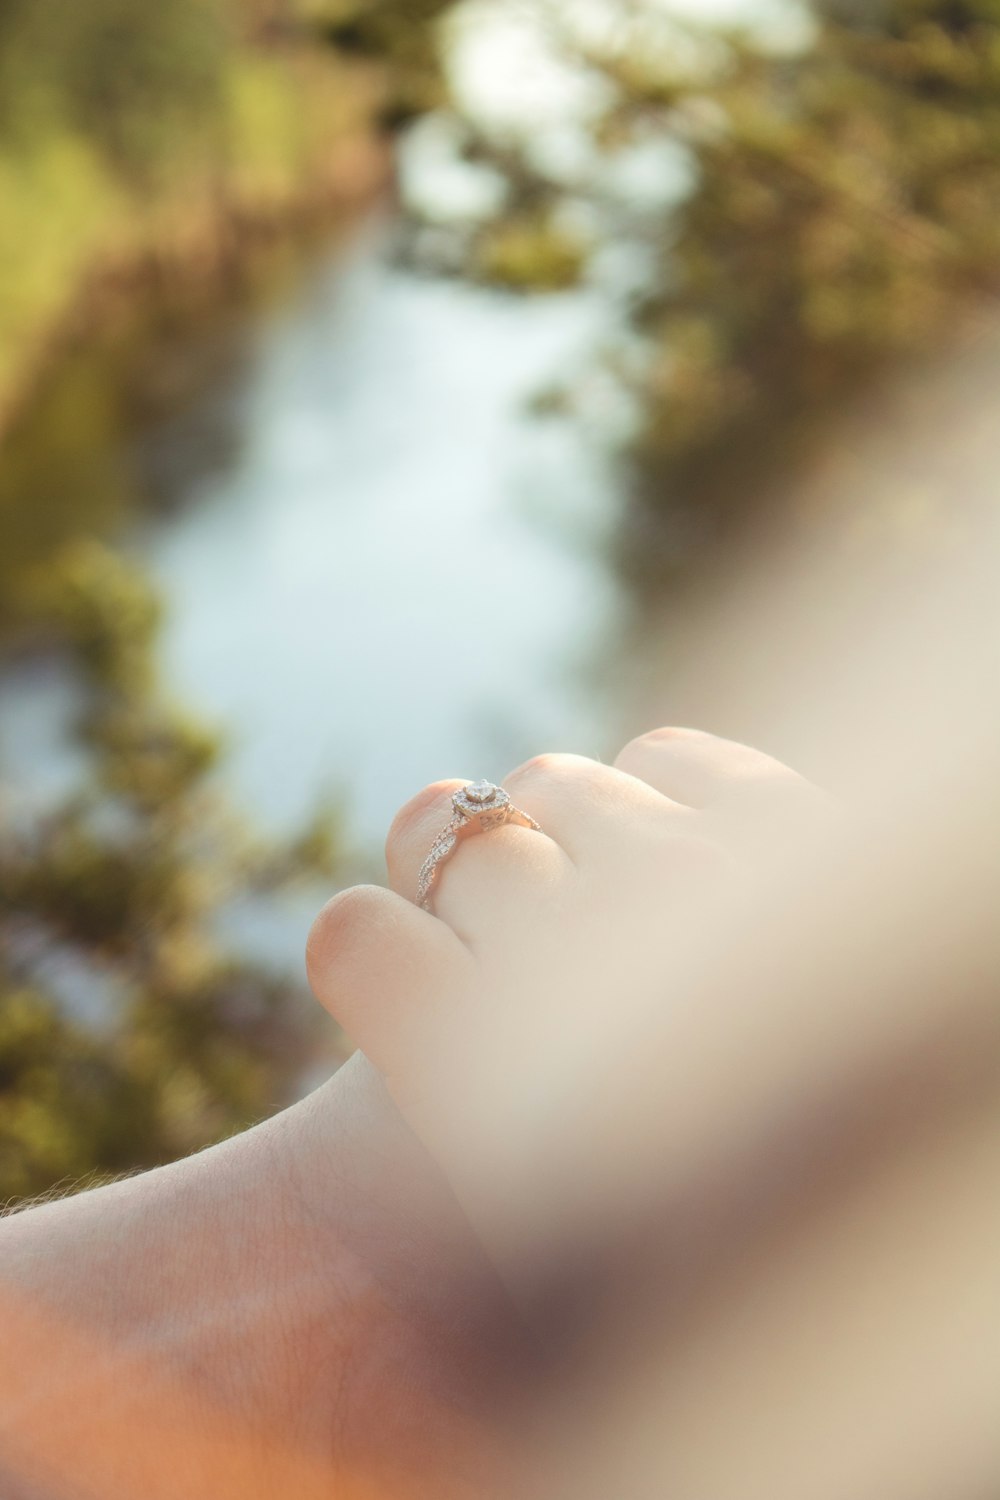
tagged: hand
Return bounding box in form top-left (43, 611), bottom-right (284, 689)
top-left (307, 728), bottom-right (827, 1297)
top-left (306, 725), bottom-right (1000, 1500)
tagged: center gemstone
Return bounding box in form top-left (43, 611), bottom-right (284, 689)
top-left (452, 781), bottom-right (510, 821)
top-left (464, 780), bottom-right (497, 804)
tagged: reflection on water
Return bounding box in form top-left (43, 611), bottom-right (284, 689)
top-left (135, 224), bottom-right (628, 848)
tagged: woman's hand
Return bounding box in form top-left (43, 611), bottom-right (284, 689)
top-left (307, 728), bottom-right (828, 1296)
top-left (306, 724), bottom-right (1000, 1500)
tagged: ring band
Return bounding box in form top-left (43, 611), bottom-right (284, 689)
top-left (416, 780), bottom-right (542, 912)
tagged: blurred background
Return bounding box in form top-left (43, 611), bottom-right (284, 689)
top-left (1, 0), bottom-right (998, 1202)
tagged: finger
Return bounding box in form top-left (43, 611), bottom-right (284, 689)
top-left (502, 751), bottom-right (693, 860)
top-left (384, 780), bottom-right (467, 899)
top-left (614, 727), bottom-right (812, 810)
top-left (306, 884), bottom-right (476, 1086)
top-left (385, 779), bottom-right (568, 923)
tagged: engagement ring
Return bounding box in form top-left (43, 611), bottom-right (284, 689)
top-left (416, 780), bottom-right (542, 912)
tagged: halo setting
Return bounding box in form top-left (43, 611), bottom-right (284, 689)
top-left (452, 781), bottom-right (510, 819)
top-left (415, 780), bottom-right (542, 911)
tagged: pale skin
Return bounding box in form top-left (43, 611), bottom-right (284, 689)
top-left (1, 728), bottom-right (997, 1500)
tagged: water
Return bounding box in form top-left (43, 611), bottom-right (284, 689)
top-left (0, 223), bottom-right (627, 876)
top-left (135, 229), bottom-right (626, 851)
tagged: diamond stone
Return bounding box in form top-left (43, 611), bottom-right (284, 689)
top-left (465, 780), bottom-right (497, 805)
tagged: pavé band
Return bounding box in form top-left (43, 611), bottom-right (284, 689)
top-left (416, 781), bottom-right (542, 912)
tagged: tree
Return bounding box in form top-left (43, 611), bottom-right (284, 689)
top-left (423, 0), bottom-right (1000, 573)
top-left (0, 542), bottom-right (341, 1203)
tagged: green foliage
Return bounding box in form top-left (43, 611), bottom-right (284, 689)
top-left (0, 0), bottom-right (460, 1203)
top-left (475, 213), bottom-right (586, 292)
top-left (0, 0), bottom-right (230, 180)
top-left (0, 543), bottom-right (340, 1203)
top-left (433, 0), bottom-right (1000, 570)
top-left (300, 0), bottom-right (453, 122)
top-left (0, 0), bottom-right (455, 422)
top-left (633, 0), bottom-right (1000, 519)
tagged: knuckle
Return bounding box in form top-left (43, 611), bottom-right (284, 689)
top-left (505, 751), bottom-right (592, 785)
top-left (617, 726), bottom-right (705, 761)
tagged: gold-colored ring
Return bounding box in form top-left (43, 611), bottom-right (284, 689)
top-left (415, 780), bottom-right (542, 912)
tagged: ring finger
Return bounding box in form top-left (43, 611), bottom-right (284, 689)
top-left (385, 778), bottom-right (570, 930)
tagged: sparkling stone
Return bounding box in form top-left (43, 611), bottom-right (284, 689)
top-left (465, 780), bottom-right (497, 805)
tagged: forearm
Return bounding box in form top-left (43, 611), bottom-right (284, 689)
top-left (0, 1121), bottom-right (338, 1496)
top-left (0, 1056), bottom-right (510, 1500)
